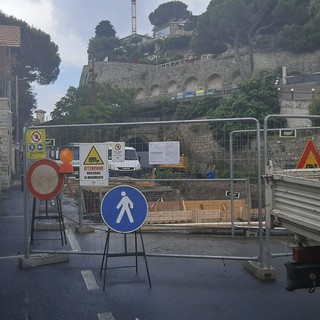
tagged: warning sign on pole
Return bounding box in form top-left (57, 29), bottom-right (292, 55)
top-left (83, 146), bottom-right (104, 165)
top-left (26, 129), bottom-right (46, 159)
top-left (296, 140), bottom-right (320, 169)
top-left (111, 142), bottom-right (125, 162)
top-left (79, 143), bottom-right (108, 186)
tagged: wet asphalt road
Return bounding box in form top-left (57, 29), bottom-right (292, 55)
top-left (1, 178), bottom-right (320, 320)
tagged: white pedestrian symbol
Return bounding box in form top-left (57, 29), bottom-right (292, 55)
top-left (116, 191), bottom-right (134, 223)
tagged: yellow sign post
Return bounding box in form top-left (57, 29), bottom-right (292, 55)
top-left (26, 129), bottom-right (46, 159)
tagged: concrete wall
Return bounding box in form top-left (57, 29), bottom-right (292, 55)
top-left (0, 98), bottom-right (13, 191)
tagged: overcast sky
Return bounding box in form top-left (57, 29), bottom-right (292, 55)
top-left (1, 0), bottom-right (210, 119)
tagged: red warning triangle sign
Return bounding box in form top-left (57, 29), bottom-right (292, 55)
top-left (296, 140), bottom-right (320, 169)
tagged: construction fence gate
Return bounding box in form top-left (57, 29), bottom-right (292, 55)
top-left (22, 116), bottom-right (312, 270)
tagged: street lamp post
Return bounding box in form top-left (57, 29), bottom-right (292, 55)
top-left (291, 88), bottom-right (294, 100)
top-left (15, 76), bottom-right (19, 148)
top-left (15, 76), bottom-right (20, 174)
top-left (15, 76), bottom-right (28, 173)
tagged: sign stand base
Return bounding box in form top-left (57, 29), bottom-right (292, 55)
top-left (100, 228), bottom-right (151, 291)
top-left (30, 195), bottom-right (67, 246)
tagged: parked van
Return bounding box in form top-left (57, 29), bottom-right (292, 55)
top-left (107, 145), bottom-right (141, 178)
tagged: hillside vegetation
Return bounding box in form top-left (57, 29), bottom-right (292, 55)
top-left (52, 0), bottom-right (319, 134)
top-left (89, 0), bottom-right (320, 80)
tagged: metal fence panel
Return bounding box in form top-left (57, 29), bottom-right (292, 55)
top-left (23, 118), bottom-right (270, 264)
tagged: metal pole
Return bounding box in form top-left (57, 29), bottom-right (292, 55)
top-left (15, 76), bottom-right (20, 173)
top-left (23, 127), bottom-right (30, 258)
top-left (229, 131), bottom-right (235, 237)
top-left (254, 121), bottom-right (264, 267)
top-left (79, 185), bottom-right (83, 227)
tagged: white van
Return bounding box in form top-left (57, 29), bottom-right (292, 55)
top-left (107, 145), bottom-right (141, 178)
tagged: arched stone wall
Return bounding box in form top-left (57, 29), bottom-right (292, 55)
top-left (150, 85), bottom-right (160, 97)
top-left (80, 50), bottom-right (320, 99)
top-left (128, 137), bottom-right (149, 151)
top-left (184, 76), bottom-right (198, 91)
top-left (136, 88), bottom-right (146, 99)
top-left (166, 80), bottom-right (178, 94)
top-left (206, 74), bottom-right (222, 89)
top-left (231, 71), bottom-right (242, 87)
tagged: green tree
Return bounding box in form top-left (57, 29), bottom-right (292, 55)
top-left (51, 83), bottom-right (136, 124)
top-left (95, 20), bottom-right (116, 38)
top-left (88, 20), bottom-right (120, 62)
top-left (193, 0), bottom-right (276, 79)
top-left (191, 10), bottom-right (228, 56)
top-left (149, 1), bottom-right (191, 27)
top-left (161, 35), bottom-right (192, 52)
top-left (207, 71), bottom-right (281, 148)
top-left (309, 96), bottom-right (320, 126)
top-left (0, 11), bottom-right (60, 135)
top-left (173, 97), bottom-right (221, 120)
top-left (88, 36), bottom-right (121, 61)
top-left (272, 0), bottom-right (320, 52)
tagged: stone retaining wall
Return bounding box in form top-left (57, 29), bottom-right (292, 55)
top-left (0, 98), bottom-right (13, 191)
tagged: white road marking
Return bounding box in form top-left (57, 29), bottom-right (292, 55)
top-left (81, 270), bottom-right (99, 290)
top-left (65, 226), bottom-right (81, 252)
top-left (97, 312), bottom-right (115, 320)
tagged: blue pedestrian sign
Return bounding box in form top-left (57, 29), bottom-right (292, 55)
top-left (100, 185), bottom-right (148, 233)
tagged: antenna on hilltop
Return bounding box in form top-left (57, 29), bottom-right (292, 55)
top-left (131, 0), bottom-right (137, 34)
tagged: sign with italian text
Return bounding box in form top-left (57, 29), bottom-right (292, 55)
top-left (79, 143), bottom-right (108, 186)
top-left (149, 141), bottom-right (180, 165)
top-left (111, 142), bottom-right (125, 161)
top-left (26, 129), bottom-right (46, 159)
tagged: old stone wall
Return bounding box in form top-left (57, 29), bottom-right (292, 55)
top-left (78, 49), bottom-right (320, 174)
top-left (0, 98), bottom-right (13, 191)
top-left (263, 133), bottom-right (320, 169)
top-left (80, 50), bottom-right (320, 99)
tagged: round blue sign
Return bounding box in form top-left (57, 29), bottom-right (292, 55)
top-left (100, 185), bottom-right (148, 233)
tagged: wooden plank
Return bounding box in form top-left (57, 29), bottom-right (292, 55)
top-left (146, 210), bottom-right (193, 224)
top-left (149, 200), bottom-right (184, 212)
top-left (146, 199), bottom-right (248, 224)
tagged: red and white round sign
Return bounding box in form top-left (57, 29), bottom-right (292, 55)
top-left (26, 159), bottom-right (64, 200)
top-left (31, 131), bottom-right (42, 143)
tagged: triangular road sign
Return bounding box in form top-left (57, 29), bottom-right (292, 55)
top-left (83, 146), bottom-right (104, 165)
top-left (296, 140), bottom-right (320, 169)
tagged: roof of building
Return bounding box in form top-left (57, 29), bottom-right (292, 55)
top-left (35, 109), bottom-right (46, 114)
top-left (0, 25), bottom-right (21, 47)
top-left (120, 33), bottom-right (153, 43)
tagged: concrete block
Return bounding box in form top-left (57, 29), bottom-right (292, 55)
top-left (35, 221), bottom-right (62, 231)
top-left (75, 225), bottom-right (95, 233)
top-left (245, 260), bottom-right (277, 280)
top-left (19, 254), bottom-right (69, 268)
top-left (246, 230), bottom-right (258, 238)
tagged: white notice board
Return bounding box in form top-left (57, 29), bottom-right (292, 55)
top-left (111, 142), bottom-right (125, 161)
top-left (149, 141), bottom-right (180, 165)
top-left (79, 143), bottom-right (108, 186)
